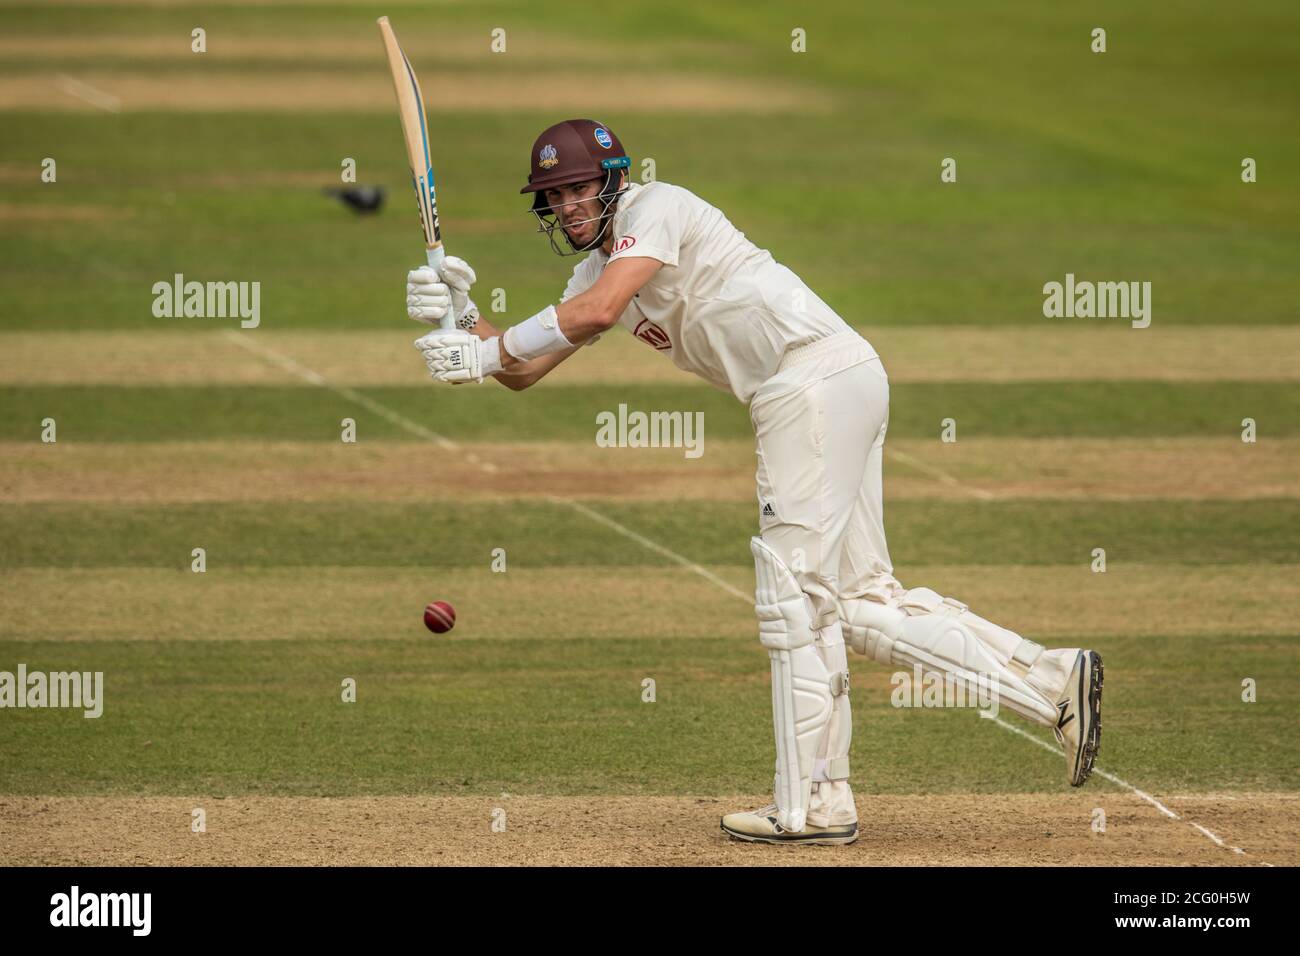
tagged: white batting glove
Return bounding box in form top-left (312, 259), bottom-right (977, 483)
top-left (406, 257), bottom-right (480, 328)
top-left (407, 266), bottom-right (452, 325)
top-left (437, 256), bottom-right (478, 324)
top-left (414, 329), bottom-right (502, 384)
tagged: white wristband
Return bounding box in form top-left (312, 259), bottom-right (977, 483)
top-left (502, 305), bottom-right (572, 362)
top-left (479, 336), bottom-right (503, 378)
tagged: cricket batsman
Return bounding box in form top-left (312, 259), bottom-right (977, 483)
top-left (407, 119), bottom-right (1104, 846)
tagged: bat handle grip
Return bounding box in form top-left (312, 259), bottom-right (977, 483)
top-left (424, 246), bottom-right (458, 331)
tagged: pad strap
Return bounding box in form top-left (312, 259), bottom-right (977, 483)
top-left (1008, 638), bottom-right (1045, 679)
top-left (813, 757), bottom-right (851, 782)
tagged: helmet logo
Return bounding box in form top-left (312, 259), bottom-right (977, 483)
top-left (593, 127), bottom-right (613, 149)
top-left (538, 144), bottom-right (559, 169)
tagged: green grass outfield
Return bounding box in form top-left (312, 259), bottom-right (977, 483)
top-left (1, 0), bottom-right (1298, 829)
top-left (3, 2), bottom-right (1299, 329)
top-left (3, 382), bottom-right (1298, 439)
top-left (5, 499), bottom-right (1300, 568)
top-left (0, 633), bottom-right (1294, 796)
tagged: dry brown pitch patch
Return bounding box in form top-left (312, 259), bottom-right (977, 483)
top-left (1, 793), bottom-right (1291, 866)
top-left (4, 564), bottom-right (1297, 643)
top-left (884, 437), bottom-right (1300, 501)
top-left (0, 567), bottom-right (756, 644)
top-left (2, 437), bottom-right (1294, 504)
top-left (5, 327), bottom-right (1293, 387)
top-left (0, 31), bottom-right (650, 65)
top-left (0, 70), bottom-right (832, 114)
top-left (0, 441), bottom-right (758, 503)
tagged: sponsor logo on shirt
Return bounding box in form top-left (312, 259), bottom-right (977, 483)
top-left (613, 235), bottom-right (636, 253)
top-left (633, 317), bottom-right (672, 351)
top-left (593, 127), bottom-right (613, 148)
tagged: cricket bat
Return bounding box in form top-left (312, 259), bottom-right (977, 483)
top-left (377, 16), bottom-right (456, 329)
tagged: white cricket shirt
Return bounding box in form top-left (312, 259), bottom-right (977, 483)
top-left (559, 181), bottom-right (874, 403)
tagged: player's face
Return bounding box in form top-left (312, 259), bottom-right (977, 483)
top-left (544, 178), bottom-right (604, 246)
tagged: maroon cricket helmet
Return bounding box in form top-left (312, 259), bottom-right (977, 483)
top-left (520, 119), bottom-right (631, 213)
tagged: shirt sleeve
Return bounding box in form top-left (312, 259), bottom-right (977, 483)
top-left (560, 258), bottom-right (597, 303)
top-left (558, 256), bottom-right (603, 346)
top-left (608, 185), bottom-right (684, 267)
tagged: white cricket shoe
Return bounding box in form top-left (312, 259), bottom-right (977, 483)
top-left (1054, 650), bottom-right (1104, 786)
top-left (720, 804), bottom-right (858, 846)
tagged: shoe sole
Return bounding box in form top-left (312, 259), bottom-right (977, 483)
top-left (1071, 651), bottom-right (1104, 787)
top-left (720, 823), bottom-right (858, 846)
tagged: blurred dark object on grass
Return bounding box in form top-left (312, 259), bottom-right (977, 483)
top-left (323, 185), bottom-right (386, 214)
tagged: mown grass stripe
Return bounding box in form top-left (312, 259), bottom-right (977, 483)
top-left (3, 499), bottom-right (1298, 568)
top-left (4, 381), bottom-right (1296, 441)
top-left (4, 565), bottom-right (1298, 643)
top-left (3, 437), bottom-right (1295, 504)
top-left (0, 631), bottom-right (1294, 795)
top-left (4, 106), bottom-right (1299, 331)
top-left (7, 327), bottom-right (1299, 386)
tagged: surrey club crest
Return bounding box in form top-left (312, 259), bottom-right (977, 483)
top-left (538, 144), bottom-right (558, 169)
top-left (633, 318), bottom-right (672, 351)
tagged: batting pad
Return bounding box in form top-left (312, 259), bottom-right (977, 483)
top-left (839, 590), bottom-right (1072, 727)
top-left (752, 536), bottom-right (839, 832)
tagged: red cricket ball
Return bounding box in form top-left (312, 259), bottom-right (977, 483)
top-left (423, 600), bottom-right (456, 634)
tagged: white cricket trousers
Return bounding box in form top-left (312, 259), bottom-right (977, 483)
top-left (749, 328), bottom-right (899, 827)
top-left (750, 329), bottom-right (900, 624)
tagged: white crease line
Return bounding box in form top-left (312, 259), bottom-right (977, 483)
top-left (54, 74), bottom-right (121, 113)
top-left (886, 447), bottom-right (995, 501)
top-left (992, 716), bottom-right (1262, 862)
top-left (884, 422), bottom-right (1282, 858)
top-left (227, 329), bottom-right (1264, 863)
top-left (1190, 827), bottom-right (1222, 848)
top-left (559, 498), bottom-right (751, 602)
top-left (1188, 822), bottom-right (1248, 857)
top-left (229, 333), bottom-right (745, 596)
top-left (222, 331), bottom-right (492, 464)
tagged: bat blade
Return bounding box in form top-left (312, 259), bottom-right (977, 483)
top-left (377, 16), bottom-right (450, 318)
